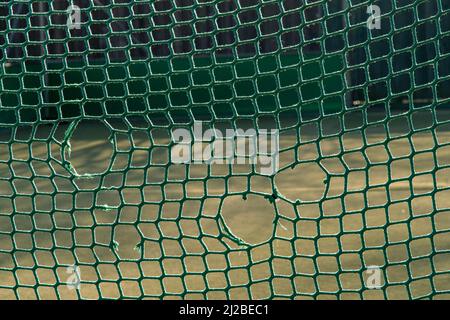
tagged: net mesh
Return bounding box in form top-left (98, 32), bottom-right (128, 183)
top-left (0, 0), bottom-right (449, 300)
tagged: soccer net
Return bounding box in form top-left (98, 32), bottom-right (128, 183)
top-left (0, 0), bottom-right (449, 299)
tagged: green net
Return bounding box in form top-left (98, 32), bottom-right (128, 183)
top-left (0, 0), bottom-right (449, 300)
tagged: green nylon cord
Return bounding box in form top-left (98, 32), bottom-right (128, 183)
top-left (0, 0), bottom-right (449, 300)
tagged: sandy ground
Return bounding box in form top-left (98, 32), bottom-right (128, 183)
top-left (0, 113), bottom-right (449, 300)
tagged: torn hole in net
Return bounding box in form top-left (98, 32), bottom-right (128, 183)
top-left (218, 194), bottom-right (276, 246)
top-left (62, 119), bottom-right (114, 177)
